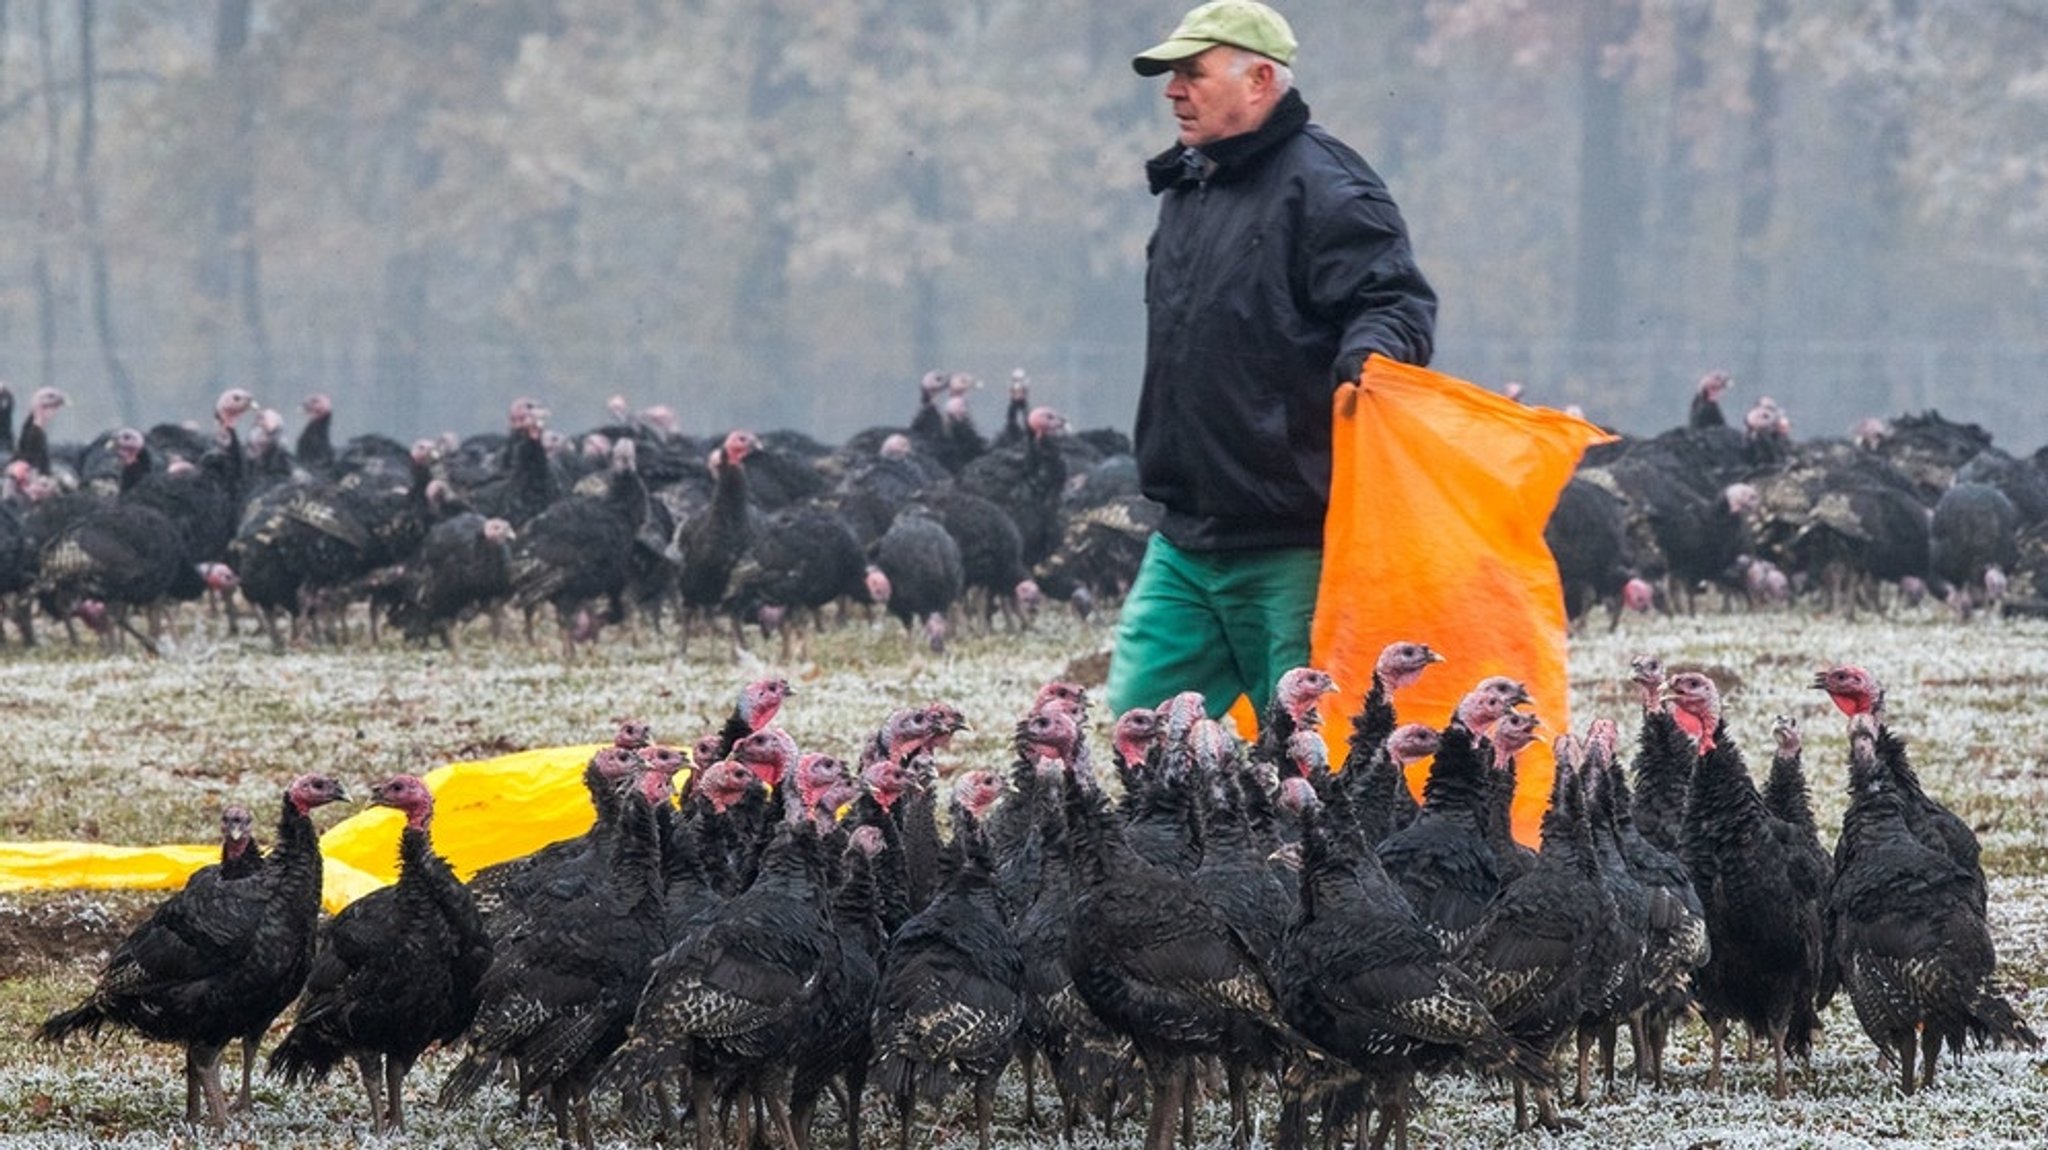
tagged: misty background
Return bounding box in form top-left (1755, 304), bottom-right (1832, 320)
top-left (4, 1), bottom-right (2047, 452)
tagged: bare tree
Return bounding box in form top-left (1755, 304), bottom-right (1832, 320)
top-left (1734, 0), bottom-right (1787, 378)
top-left (31, 0), bottom-right (62, 396)
top-left (1, 0), bottom-right (2046, 445)
top-left (195, 0), bottom-right (273, 397)
top-left (1652, 0), bottom-right (1713, 345)
top-left (1569, 0), bottom-right (1643, 346)
top-left (77, 0), bottom-right (140, 425)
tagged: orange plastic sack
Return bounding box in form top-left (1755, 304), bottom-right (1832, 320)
top-left (1310, 356), bottom-right (1614, 844)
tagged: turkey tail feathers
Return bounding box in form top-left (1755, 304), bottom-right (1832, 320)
top-left (593, 1030), bottom-right (680, 1094)
top-left (34, 1003), bottom-right (107, 1045)
top-left (1970, 992), bottom-right (2042, 1051)
top-left (437, 1051), bottom-right (500, 1108)
top-left (1491, 1035), bottom-right (1560, 1089)
top-left (266, 1031), bottom-right (342, 1086)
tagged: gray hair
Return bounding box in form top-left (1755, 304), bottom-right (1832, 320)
top-left (1225, 45), bottom-right (1294, 94)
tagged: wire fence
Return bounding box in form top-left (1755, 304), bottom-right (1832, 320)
top-left (11, 335), bottom-right (2048, 455)
top-left (1438, 338), bottom-right (2048, 453)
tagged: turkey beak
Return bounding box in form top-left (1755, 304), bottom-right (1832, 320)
top-left (1807, 673), bottom-right (1828, 690)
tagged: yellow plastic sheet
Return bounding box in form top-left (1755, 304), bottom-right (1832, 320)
top-left (0, 842), bottom-right (220, 894)
top-left (319, 743), bottom-right (616, 891)
top-left (1311, 356), bottom-right (1613, 845)
top-left (0, 743), bottom-right (614, 913)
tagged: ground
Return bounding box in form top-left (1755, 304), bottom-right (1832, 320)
top-left (1, 604), bottom-right (2044, 1147)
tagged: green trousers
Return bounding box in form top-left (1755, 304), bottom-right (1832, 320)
top-left (1105, 534), bottom-right (1322, 720)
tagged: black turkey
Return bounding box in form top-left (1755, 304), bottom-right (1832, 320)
top-left (1249, 665), bottom-right (1335, 780)
top-left (1585, 717), bottom-right (1707, 1092)
top-left (1062, 705), bottom-right (1323, 1150)
top-left (1031, 492), bottom-right (1161, 616)
top-left (0, 488), bottom-right (36, 644)
top-left (674, 429), bottom-right (761, 653)
top-left (789, 823), bottom-right (890, 1150)
top-left (1004, 712), bottom-right (1143, 1138)
top-left (1688, 370), bottom-right (1731, 429)
top-left (830, 432), bottom-right (946, 539)
top-left (720, 499), bottom-right (870, 659)
top-left (439, 759), bottom-right (670, 1150)
top-left (38, 775), bottom-right (349, 1129)
top-left (466, 741), bottom-right (662, 945)
top-left (1674, 672), bottom-right (1829, 1098)
top-left (194, 804), bottom-right (272, 1110)
top-left (869, 771), bottom-right (1023, 1150)
top-left (872, 504), bottom-right (964, 653)
top-left (225, 438), bottom-right (435, 649)
top-left (1570, 731), bottom-right (1653, 1105)
top-left (269, 775), bottom-right (493, 1134)
top-left (386, 511), bottom-right (517, 648)
top-left (1813, 664), bottom-right (1986, 914)
top-left (1748, 459), bottom-right (1931, 615)
top-left (1624, 655), bottom-right (1695, 857)
top-left (1826, 715), bottom-right (2039, 1094)
top-left (1375, 685), bottom-right (1525, 954)
top-left (1454, 747), bottom-right (1614, 1132)
top-left (11, 385), bottom-right (67, 478)
top-left (913, 485), bottom-right (1039, 632)
top-left (1332, 640), bottom-right (1442, 835)
top-left (957, 406), bottom-right (1068, 567)
top-left (1339, 641), bottom-right (1441, 776)
top-left (294, 393), bottom-right (336, 476)
top-left (34, 496), bottom-right (240, 653)
top-left (508, 436), bottom-right (649, 658)
top-left (909, 370), bottom-right (989, 476)
top-left (1276, 777), bottom-right (1551, 1150)
top-left (1928, 480), bottom-right (2018, 615)
top-left (1546, 475), bottom-right (1645, 628)
top-left (605, 806), bottom-right (840, 1150)
top-left (454, 397), bottom-right (560, 529)
top-left (120, 388), bottom-right (259, 568)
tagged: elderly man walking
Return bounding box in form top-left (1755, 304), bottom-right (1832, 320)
top-left (1107, 1), bottom-right (1437, 720)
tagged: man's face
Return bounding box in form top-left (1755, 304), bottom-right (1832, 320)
top-left (1162, 47), bottom-right (1269, 148)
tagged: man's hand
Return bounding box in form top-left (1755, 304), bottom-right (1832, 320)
top-left (1332, 349), bottom-right (1373, 388)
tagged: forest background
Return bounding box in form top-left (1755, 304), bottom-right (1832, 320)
top-left (4, 1), bottom-right (2045, 449)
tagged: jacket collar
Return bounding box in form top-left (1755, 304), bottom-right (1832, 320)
top-left (1146, 89), bottom-right (1311, 195)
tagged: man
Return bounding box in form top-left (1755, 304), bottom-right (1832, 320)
top-left (1105, 0), bottom-right (1437, 720)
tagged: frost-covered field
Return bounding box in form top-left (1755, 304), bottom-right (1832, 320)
top-left (1, 606), bottom-right (2044, 1148)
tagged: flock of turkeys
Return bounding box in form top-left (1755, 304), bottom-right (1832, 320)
top-left (37, 649), bottom-right (2040, 1149)
top-left (5, 365), bottom-right (2048, 666)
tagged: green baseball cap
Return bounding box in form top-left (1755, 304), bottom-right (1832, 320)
top-left (1132, 0), bottom-right (1298, 77)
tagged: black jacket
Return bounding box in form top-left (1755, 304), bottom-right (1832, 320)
top-left (1135, 90), bottom-right (1435, 551)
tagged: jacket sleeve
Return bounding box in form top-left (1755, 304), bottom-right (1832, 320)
top-left (1303, 174), bottom-right (1437, 370)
